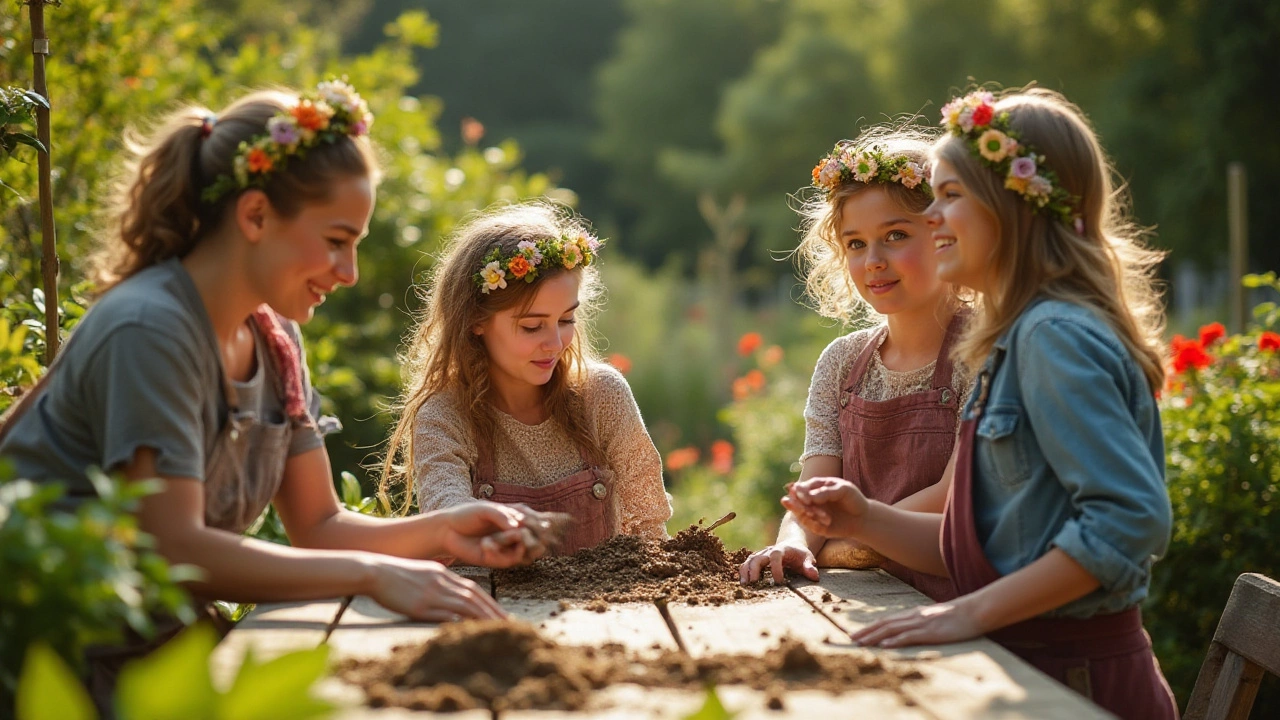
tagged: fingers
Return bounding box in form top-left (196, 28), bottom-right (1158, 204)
top-left (850, 609), bottom-right (925, 647)
top-left (769, 548), bottom-right (786, 584)
top-left (801, 554), bottom-right (820, 581)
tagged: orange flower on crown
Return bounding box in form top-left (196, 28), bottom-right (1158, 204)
top-left (507, 255), bottom-right (532, 279)
top-left (291, 101), bottom-right (329, 131)
top-left (246, 147), bottom-right (273, 173)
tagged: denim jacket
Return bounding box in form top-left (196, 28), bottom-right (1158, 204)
top-left (964, 297), bottom-right (1171, 618)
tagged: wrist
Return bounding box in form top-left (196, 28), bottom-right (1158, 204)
top-left (954, 588), bottom-right (1003, 634)
top-left (350, 553), bottom-right (384, 597)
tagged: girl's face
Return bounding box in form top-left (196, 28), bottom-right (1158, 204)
top-left (256, 174), bottom-right (375, 322)
top-left (925, 159), bottom-right (1000, 295)
top-left (838, 187), bottom-right (944, 316)
top-left (475, 271), bottom-right (581, 393)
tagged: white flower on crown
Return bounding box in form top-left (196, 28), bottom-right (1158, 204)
top-left (893, 161), bottom-right (925, 189)
top-left (562, 242), bottom-right (583, 269)
top-left (851, 153), bottom-right (879, 183)
top-left (480, 261), bottom-right (507, 293)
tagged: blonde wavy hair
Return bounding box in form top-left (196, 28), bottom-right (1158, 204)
top-left (795, 125), bottom-right (941, 326)
top-left (379, 201), bottom-right (605, 514)
top-left (91, 88), bottom-right (379, 292)
top-left (934, 87), bottom-right (1166, 390)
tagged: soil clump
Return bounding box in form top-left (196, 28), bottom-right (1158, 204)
top-left (493, 521), bottom-right (773, 605)
top-left (337, 619), bottom-right (918, 713)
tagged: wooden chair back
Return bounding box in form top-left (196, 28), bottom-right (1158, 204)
top-left (1184, 573), bottom-right (1280, 720)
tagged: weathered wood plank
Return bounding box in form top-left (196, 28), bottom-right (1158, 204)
top-left (800, 569), bottom-right (1115, 719)
top-left (502, 598), bottom-right (679, 656)
top-left (324, 595), bottom-right (444, 661)
top-left (665, 592), bottom-right (847, 656)
top-left (209, 599), bottom-right (345, 690)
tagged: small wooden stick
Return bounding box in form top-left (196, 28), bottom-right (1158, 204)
top-left (707, 512), bottom-right (737, 532)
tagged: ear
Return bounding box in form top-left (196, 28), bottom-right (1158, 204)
top-left (234, 190), bottom-right (271, 243)
top-left (472, 323), bottom-right (485, 336)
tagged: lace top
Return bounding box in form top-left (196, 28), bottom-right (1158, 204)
top-left (801, 326), bottom-right (974, 462)
top-left (412, 362), bottom-right (671, 540)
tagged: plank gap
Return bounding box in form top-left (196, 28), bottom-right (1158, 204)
top-left (787, 581), bottom-right (853, 636)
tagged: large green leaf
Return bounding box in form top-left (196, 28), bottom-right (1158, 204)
top-left (217, 644), bottom-right (333, 720)
top-left (114, 624), bottom-right (218, 720)
top-left (15, 643), bottom-right (96, 720)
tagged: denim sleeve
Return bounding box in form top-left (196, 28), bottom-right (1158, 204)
top-left (1017, 318), bottom-right (1171, 595)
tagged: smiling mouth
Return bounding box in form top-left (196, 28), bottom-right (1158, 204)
top-left (934, 237), bottom-right (957, 250)
top-left (307, 282), bottom-right (329, 304)
top-left (866, 280), bottom-right (898, 294)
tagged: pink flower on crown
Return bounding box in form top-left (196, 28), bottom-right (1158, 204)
top-left (1027, 175), bottom-right (1053, 198)
top-left (268, 116), bottom-right (300, 146)
top-left (851, 153), bottom-right (879, 183)
top-left (517, 240), bottom-right (544, 265)
top-left (1010, 156), bottom-right (1037, 179)
top-left (892, 161), bottom-right (925, 189)
top-left (562, 242), bottom-right (583, 269)
top-left (582, 233), bottom-right (601, 253)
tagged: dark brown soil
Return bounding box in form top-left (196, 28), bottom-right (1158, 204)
top-left (493, 522), bottom-right (773, 605)
top-left (337, 619), bottom-right (918, 713)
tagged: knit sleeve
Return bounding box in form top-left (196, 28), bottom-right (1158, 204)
top-left (411, 392), bottom-right (479, 513)
top-left (585, 363), bottom-right (672, 540)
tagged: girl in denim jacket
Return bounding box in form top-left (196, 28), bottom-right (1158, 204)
top-left (784, 88), bottom-right (1178, 719)
top-left (740, 127), bottom-right (972, 602)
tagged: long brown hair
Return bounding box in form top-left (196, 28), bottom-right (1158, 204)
top-left (935, 87), bottom-right (1166, 390)
top-left (380, 201), bottom-right (605, 514)
top-left (92, 88), bottom-right (379, 291)
top-left (795, 125), bottom-right (944, 325)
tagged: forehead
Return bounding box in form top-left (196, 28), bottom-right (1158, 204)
top-left (838, 187), bottom-right (917, 231)
top-left (299, 175), bottom-right (375, 231)
top-left (515, 272), bottom-right (581, 316)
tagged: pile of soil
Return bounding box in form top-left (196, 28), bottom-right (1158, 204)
top-left (494, 522), bottom-right (771, 605)
top-left (337, 620), bottom-right (921, 713)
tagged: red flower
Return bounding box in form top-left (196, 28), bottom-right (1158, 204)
top-left (1198, 322), bottom-right (1227, 346)
top-left (732, 376), bottom-right (752, 401)
top-left (971, 104), bottom-right (994, 127)
top-left (246, 147), bottom-right (273, 173)
top-left (1260, 331), bottom-right (1280, 352)
top-left (665, 447), bottom-right (700, 472)
top-left (737, 332), bottom-right (763, 356)
top-left (744, 369), bottom-right (766, 392)
top-left (761, 345), bottom-right (784, 367)
top-left (710, 440), bottom-right (734, 475)
top-left (607, 353), bottom-right (632, 375)
top-left (461, 116), bottom-right (485, 146)
top-left (1170, 334), bottom-right (1213, 374)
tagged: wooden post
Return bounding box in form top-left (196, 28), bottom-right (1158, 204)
top-left (28, 0), bottom-right (59, 363)
top-left (1227, 163), bottom-right (1247, 334)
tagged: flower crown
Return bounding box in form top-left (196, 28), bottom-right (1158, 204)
top-left (474, 232), bottom-right (603, 294)
top-left (201, 79), bottom-right (373, 204)
top-left (810, 142), bottom-right (930, 197)
top-left (939, 91), bottom-right (1081, 230)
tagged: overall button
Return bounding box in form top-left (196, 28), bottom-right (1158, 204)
top-left (478, 483), bottom-right (495, 498)
top-left (229, 428), bottom-right (240, 442)
top-left (840, 393), bottom-right (849, 407)
top-left (940, 388), bottom-right (953, 404)
top-left (592, 482), bottom-right (608, 499)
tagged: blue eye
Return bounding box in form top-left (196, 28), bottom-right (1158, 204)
top-left (886, 230), bottom-right (908, 242)
top-left (846, 238), bottom-right (865, 250)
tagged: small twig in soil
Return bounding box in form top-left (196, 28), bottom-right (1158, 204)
top-left (706, 512), bottom-right (737, 533)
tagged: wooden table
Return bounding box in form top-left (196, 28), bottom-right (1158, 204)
top-left (210, 569), bottom-right (1116, 719)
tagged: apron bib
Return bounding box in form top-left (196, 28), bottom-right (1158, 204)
top-left (941, 359), bottom-right (1179, 719)
top-left (471, 429), bottom-right (616, 556)
top-left (837, 310), bottom-right (967, 601)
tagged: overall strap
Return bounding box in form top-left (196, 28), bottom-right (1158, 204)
top-left (248, 306), bottom-right (311, 426)
top-left (929, 306), bottom-right (972, 391)
top-left (841, 325), bottom-right (889, 395)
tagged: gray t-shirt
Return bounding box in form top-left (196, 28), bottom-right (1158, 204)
top-left (0, 258), bottom-right (336, 495)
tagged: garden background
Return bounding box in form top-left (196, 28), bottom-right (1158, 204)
top-left (2, 0), bottom-right (1279, 713)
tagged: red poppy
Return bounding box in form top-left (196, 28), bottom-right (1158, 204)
top-left (737, 332), bottom-right (763, 356)
top-left (1198, 322), bottom-right (1226, 346)
top-left (1170, 335), bottom-right (1212, 374)
top-left (665, 447), bottom-right (700, 472)
top-left (744, 369), bottom-right (765, 392)
top-left (607, 353), bottom-right (632, 375)
top-left (1260, 331), bottom-right (1280, 352)
top-left (971, 104), bottom-right (994, 127)
top-left (710, 440), bottom-right (734, 475)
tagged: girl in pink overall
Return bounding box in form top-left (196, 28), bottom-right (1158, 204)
top-left (383, 202), bottom-right (672, 554)
top-left (740, 128), bottom-right (971, 600)
top-left (783, 88), bottom-right (1179, 719)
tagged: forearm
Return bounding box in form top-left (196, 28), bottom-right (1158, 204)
top-left (894, 480), bottom-right (948, 513)
top-left (164, 526), bottom-right (377, 603)
top-left (852, 501), bottom-right (948, 576)
top-left (290, 507), bottom-right (452, 560)
top-left (777, 511), bottom-right (825, 554)
top-left (957, 548), bottom-right (1101, 632)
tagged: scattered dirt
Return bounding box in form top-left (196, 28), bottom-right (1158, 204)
top-left (337, 619), bottom-right (920, 713)
top-left (493, 522), bottom-right (774, 605)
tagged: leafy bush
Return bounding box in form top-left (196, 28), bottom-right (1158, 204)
top-left (1147, 272), bottom-right (1280, 713)
top-left (0, 464), bottom-right (196, 708)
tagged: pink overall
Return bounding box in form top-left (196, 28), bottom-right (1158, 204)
top-left (941, 370), bottom-right (1179, 719)
top-left (470, 435), bottom-right (616, 556)
top-left (838, 312), bottom-right (966, 602)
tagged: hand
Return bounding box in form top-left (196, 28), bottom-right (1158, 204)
top-left (850, 601), bottom-right (986, 648)
top-left (739, 542), bottom-right (819, 584)
top-left (780, 477), bottom-right (869, 539)
top-left (368, 557), bottom-right (507, 622)
top-left (438, 501), bottom-right (548, 568)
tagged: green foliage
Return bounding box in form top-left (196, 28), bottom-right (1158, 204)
top-left (1147, 274), bottom-right (1280, 713)
top-left (0, 464), bottom-right (196, 706)
top-left (15, 625), bottom-right (333, 720)
top-left (681, 685), bottom-right (737, 720)
top-left (0, 86), bottom-right (48, 171)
